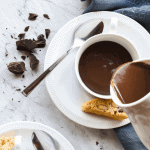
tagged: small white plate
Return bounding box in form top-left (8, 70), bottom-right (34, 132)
top-left (0, 121), bottom-right (74, 150)
top-left (45, 11), bottom-right (150, 129)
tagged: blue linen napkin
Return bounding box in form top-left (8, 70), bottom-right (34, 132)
top-left (81, 0), bottom-right (149, 149)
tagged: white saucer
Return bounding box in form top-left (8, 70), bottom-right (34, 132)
top-left (0, 121), bottom-right (74, 150)
top-left (44, 11), bottom-right (150, 129)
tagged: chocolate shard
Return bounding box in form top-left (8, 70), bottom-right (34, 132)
top-left (29, 54), bottom-right (39, 70)
top-left (8, 62), bottom-right (26, 74)
top-left (28, 13), bottom-right (38, 21)
top-left (18, 33), bottom-right (25, 40)
top-left (43, 14), bottom-right (50, 19)
top-left (21, 56), bottom-right (26, 60)
top-left (24, 26), bottom-right (30, 32)
top-left (45, 29), bottom-right (50, 39)
top-left (37, 34), bottom-right (45, 41)
top-left (16, 39), bottom-right (37, 52)
top-left (35, 39), bottom-right (46, 48)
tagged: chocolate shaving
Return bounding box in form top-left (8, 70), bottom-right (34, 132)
top-left (24, 26), bottom-right (30, 32)
top-left (21, 56), bottom-right (26, 60)
top-left (18, 33), bottom-right (25, 40)
top-left (29, 54), bottom-right (39, 70)
top-left (5, 53), bottom-right (8, 57)
top-left (28, 13), bottom-right (38, 21)
top-left (37, 34), bottom-right (45, 41)
top-left (43, 14), bottom-right (50, 19)
top-left (16, 89), bottom-right (21, 91)
top-left (11, 35), bottom-right (13, 39)
top-left (96, 141), bottom-right (99, 145)
top-left (8, 62), bottom-right (26, 74)
top-left (45, 29), bottom-right (50, 39)
top-left (22, 74), bottom-right (25, 78)
top-left (16, 39), bottom-right (37, 52)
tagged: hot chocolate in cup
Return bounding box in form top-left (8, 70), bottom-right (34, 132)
top-left (75, 17), bottom-right (140, 99)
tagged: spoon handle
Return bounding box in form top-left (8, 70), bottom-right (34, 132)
top-left (22, 49), bottom-right (71, 97)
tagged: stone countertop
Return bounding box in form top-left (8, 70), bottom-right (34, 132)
top-left (0, 0), bottom-right (124, 149)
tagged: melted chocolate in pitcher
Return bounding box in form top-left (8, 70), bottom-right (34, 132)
top-left (112, 60), bottom-right (150, 104)
top-left (79, 41), bottom-right (132, 95)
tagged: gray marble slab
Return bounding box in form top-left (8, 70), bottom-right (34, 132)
top-left (0, 0), bottom-right (124, 149)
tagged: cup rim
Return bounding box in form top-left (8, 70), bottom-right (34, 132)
top-left (75, 33), bottom-right (140, 99)
top-left (110, 58), bottom-right (150, 108)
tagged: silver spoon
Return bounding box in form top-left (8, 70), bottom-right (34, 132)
top-left (22, 20), bottom-right (104, 97)
top-left (32, 130), bottom-right (56, 150)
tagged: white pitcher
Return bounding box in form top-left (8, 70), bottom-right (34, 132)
top-left (110, 58), bottom-right (150, 150)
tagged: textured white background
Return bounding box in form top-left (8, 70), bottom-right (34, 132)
top-left (0, 0), bottom-right (124, 149)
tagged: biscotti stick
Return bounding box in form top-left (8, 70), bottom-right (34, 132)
top-left (81, 98), bottom-right (128, 121)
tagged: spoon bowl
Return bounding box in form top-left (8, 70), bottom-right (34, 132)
top-left (32, 130), bottom-right (56, 150)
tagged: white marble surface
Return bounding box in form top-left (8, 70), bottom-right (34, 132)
top-left (0, 0), bottom-right (124, 149)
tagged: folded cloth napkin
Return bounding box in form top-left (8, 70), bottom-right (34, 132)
top-left (82, 0), bottom-right (150, 32)
top-left (114, 124), bottom-right (147, 150)
top-left (81, 0), bottom-right (150, 149)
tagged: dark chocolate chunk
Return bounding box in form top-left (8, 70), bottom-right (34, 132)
top-left (21, 56), bottom-right (26, 60)
top-left (11, 35), bottom-right (13, 38)
top-left (37, 34), bottom-right (45, 41)
top-left (114, 111), bottom-right (117, 114)
top-left (35, 39), bottom-right (46, 48)
top-left (96, 141), bottom-right (99, 145)
top-left (16, 89), bottom-right (21, 91)
top-left (29, 54), bottom-right (39, 70)
top-left (24, 26), bottom-right (30, 32)
top-left (45, 29), bottom-right (50, 39)
top-left (43, 14), bottom-right (50, 19)
top-left (18, 33), bottom-right (25, 40)
top-left (118, 108), bottom-right (124, 113)
top-left (22, 74), bottom-right (25, 78)
top-left (16, 39), bottom-right (37, 52)
top-left (8, 62), bottom-right (26, 74)
top-left (28, 13), bottom-right (38, 21)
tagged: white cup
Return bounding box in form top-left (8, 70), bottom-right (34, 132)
top-left (75, 17), bottom-right (140, 99)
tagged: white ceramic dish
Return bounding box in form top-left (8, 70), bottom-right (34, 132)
top-left (44, 11), bottom-right (150, 129)
top-left (0, 121), bottom-right (74, 150)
